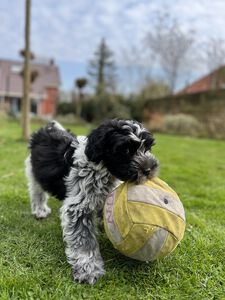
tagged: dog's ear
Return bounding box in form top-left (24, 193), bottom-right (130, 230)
top-left (140, 131), bottom-right (155, 150)
top-left (85, 123), bottom-right (113, 163)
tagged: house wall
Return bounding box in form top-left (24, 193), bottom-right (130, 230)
top-left (0, 88), bottom-right (58, 117)
top-left (38, 87), bottom-right (58, 117)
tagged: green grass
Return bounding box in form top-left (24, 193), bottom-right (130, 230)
top-left (0, 119), bottom-right (224, 300)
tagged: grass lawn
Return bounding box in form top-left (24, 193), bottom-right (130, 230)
top-left (0, 119), bottom-right (224, 300)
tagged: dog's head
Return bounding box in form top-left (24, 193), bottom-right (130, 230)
top-left (85, 119), bottom-right (159, 183)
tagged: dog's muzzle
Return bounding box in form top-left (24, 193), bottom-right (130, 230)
top-left (131, 152), bottom-right (159, 183)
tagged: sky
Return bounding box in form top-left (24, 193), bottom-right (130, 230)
top-left (1, 0), bottom-right (225, 92)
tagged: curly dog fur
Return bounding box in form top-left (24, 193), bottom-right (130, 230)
top-left (25, 119), bottom-right (159, 284)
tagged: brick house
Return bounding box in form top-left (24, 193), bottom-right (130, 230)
top-left (176, 66), bottom-right (225, 95)
top-left (0, 58), bottom-right (60, 117)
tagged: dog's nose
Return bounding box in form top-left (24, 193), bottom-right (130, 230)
top-left (151, 161), bottom-right (158, 169)
top-left (143, 168), bottom-right (151, 176)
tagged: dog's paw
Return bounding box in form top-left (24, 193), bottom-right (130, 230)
top-left (72, 268), bottom-right (105, 285)
top-left (72, 262), bottom-right (105, 284)
top-left (32, 206), bottom-right (52, 219)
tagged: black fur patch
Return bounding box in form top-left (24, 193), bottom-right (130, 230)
top-left (29, 124), bottom-right (76, 200)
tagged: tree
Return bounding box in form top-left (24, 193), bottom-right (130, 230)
top-left (75, 78), bottom-right (88, 117)
top-left (88, 38), bottom-right (116, 95)
top-left (204, 38), bottom-right (225, 72)
top-left (139, 79), bottom-right (171, 99)
top-left (202, 38), bottom-right (225, 91)
top-left (144, 11), bottom-right (195, 93)
top-left (121, 45), bottom-right (154, 94)
top-left (20, 69), bottom-right (38, 84)
top-left (21, 0), bottom-right (32, 140)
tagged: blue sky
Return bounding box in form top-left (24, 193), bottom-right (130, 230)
top-left (1, 0), bottom-right (225, 92)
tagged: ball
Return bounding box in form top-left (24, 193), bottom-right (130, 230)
top-left (104, 177), bottom-right (185, 261)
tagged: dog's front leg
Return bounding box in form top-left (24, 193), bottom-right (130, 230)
top-left (60, 199), bottom-right (105, 284)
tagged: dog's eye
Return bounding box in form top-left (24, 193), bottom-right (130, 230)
top-left (144, 139), bottom-right (155, 151)
top-left (127, 146), bottom-right (137, 156)
top-left (123, 148), bottom-right (132, 155)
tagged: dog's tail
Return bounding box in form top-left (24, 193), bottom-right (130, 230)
top-left (46, 120), bottom-right (66, 131)
top-left (29, 121), bottom-right (76, 150)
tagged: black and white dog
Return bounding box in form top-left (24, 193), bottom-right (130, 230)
top-left (25, 119), bottom-right (159, 284)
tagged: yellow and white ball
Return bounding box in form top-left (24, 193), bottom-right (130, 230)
top-left (104, 177), bottom-right (185, 261)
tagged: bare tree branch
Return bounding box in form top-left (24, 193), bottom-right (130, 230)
top-left (144, 11), bottom-right (195, 93)
top-left (204, 38), bottom-right (225, 72)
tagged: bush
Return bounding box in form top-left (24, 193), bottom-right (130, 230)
top-left (56, 114), bottom-right (86, 125)
top-left (204, 115), bottom-right (225, 139)
top-left (125, 97), bottom-right (146, 122)
top-left (81, 95), bottom-right (131, 123)
top-left (81, 98), bottom-right (99, 122)
top-left (57, 94), bottom-right (145, 124)
top-left (161, 114), bottom-right (205, 137)
top-left (57, 102), bottom-right (75, 115)
top-left (147, 113), bottom-right (205, 137)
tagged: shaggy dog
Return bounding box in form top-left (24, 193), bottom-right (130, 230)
top-left (25, 119), bottom-right (159, 284)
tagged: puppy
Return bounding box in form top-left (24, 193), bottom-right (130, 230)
top-left (25, 119), bottom-right (159, 284)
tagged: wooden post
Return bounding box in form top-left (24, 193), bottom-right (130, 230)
top-left (21, 0), bottom-right (31, 140)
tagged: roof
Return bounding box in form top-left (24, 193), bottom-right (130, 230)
top-left (176, 66), bottom-right (225, 96)
top-left (0, 59), bottom-right (60, 100)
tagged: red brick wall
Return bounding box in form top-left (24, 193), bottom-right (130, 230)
top-left (38, 87), bottom-right (58, 116)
